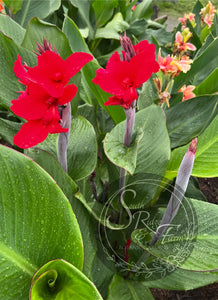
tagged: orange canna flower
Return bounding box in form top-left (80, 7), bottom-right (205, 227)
top-left (0, 0), bottom-right (4, 13)
top-left (179, 85), bottom-right (196, 101)
top-left (158, 50), bottom-right (193, 77)
top-left (179, 13), bottom-right (196, 29)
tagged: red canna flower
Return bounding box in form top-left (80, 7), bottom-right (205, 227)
top-left (11, 42), bottom-right (93, 148)
top-left (92, 39), bottom-right (159, 109)
top-left (14, 51), bottom-right (92, 98)
top-left (11, 83), bottom-right (77, 120)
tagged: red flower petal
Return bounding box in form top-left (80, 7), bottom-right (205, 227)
top-left (11, 84), bottom-right (51, 120)
top-left (13, 120), bottom-right (49, 148)
top-left (27, 51), bottom-right (93, 98)
top-left (27, 51), bottom-right (66, 97)
top-left (93, 40), bottom-right (159, 108)
top-left (64, 52), bottom-right (93, 79)
top-left (13, 55), bottom-right (30, 86)
top-left (58, 84), bottom-right (78, 105)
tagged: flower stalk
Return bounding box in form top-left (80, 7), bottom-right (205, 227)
top-left (119, 102), bottom-right (136, 202)
top-left (58, 103), bottom-right (71, 173)
top-left (150, 138), bottom-right (197, 246)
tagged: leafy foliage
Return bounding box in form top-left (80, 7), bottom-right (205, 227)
top-left (0, 0), bottom-right (218, 299)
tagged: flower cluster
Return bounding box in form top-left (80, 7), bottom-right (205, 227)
top-left (11, 40), bottom-right (92, 148)
top-left (92, 34), bottom-right (159, 109)
top-left (179, 13), bottom-right (196, 29)
top-left (158, 50), bottom-right (193, 77)
top-left (200, 1), bottom-right (216, 28)
top-left (179, 1), bottom-right (216, 29)
top-left (156, 26), bottom-right (196, 107)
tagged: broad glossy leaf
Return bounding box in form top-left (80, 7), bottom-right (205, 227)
top-left (92, 0), bottom-right (118, 28)
top-left (95, 13), bottom-right (129, 40)
top-left (166, 95), bottom-right (218, 148)
top-left (131, 0), bottom-right (153, 21)
top-left (173, 37), bottom-right (218, 92)
top-left (166, 115), bottom-right (218, 179)
top-left (107, 274), bottom-right (154, 300)
top-left (62, 15), bottom-right (125, 124)
top-left (194, 68), bottom-right (218, 95)
top-left (30, 259), bottom-right (103, 300)
top-left (104, 105), bottom-right (170, 175)
top-left (22, 17), bottom-right (72, 59)
top-left (141, 268), bottom-right (218, 290)
top-left (13, 0), bottom-right (61, 28)
top-left (25, 149), bottom-right (115, 297)
top-left (104, 127), bottom-right (144, 175)
top-left (69, 0), bottom-right (94, 39)
top-left (0, 14), bottom-right (25, 44)
top-left (137, 76), bottom-right (158, 110)
top-left (67, 116), bottom-right (97, 180)
top-left (0, 145), bottom-right (83, 299)
top-left (132, 198), bottom-right (218, 272)
top-left (0, 32), bottom-right (35, 109)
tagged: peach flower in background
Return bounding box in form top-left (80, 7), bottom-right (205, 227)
top-left (179, 85), bottom-right (196, 101)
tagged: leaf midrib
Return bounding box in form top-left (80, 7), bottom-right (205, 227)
top-left (0, 241), bottom-right (37, 276)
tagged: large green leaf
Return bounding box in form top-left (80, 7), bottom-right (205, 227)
top-left (92, 0), bottom-right (118, 28)
top-left (104, 105), bottom-right (170, 175)
top-left (69, 0), bottom-right (94, 39)
top-left (30, 259), bottom-right (103, 300)
top-left (166, 115), bottom-right (218, 179)
top-left (132, 198), bottom-right (218, 272)
top-left (107, 274), bottom-right (154, 300)
top-left (142, 268), bottom-right (218, 290)
top-left (0, 145), bottom-right (83, 299)
top-left (0, 32), bottom-right (36, 109)
top-left (22, 17), bottom-right (72, 59)
top-left (13, 0), bottom-right (61, 28)
top-left (173, 37), bottom-right (218, 92)
top-left (131, 0), bottom-right (153, 21)
top-left (67, 116), bottom-right (97, 180)
top-left (62, 15), bottom-right (125, 124)
top-left (137, 76), bottom-right (158, 110)
top-left (95, 12), bottom-right (129, 40)
top-left (25, 148), bottom-right (115, 298)
top-left (0, 14), bottom-right (25, 44)
top-left (194, 68), bottom-right (218, 95)
top-left (166, 95), bottom-right (218, 148)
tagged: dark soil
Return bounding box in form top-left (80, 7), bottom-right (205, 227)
top-left (151, 177), bottom-right (218, 300)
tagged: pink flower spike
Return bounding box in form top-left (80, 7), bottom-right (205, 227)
top-left (150, 138), bottom-right (197, 246)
